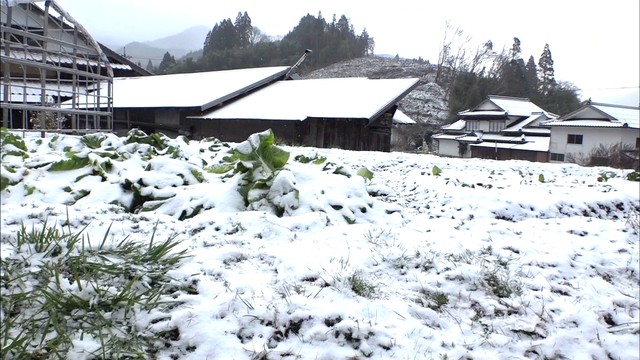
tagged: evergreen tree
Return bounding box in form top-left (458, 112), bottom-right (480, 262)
top-left (203, 30), bottom-right (212, 54)
top-left (510, 37), bottom-right (522, 59)
top-left (540, 81), bottom-right (580, 115)
top-left (145, 59), bottom-right (154, 73)
top-left (158, 52), bottom-right (176, 73)
top-left (538, 43), bottom-right (556, 96)
top-left (358, 28), bottom-right (374, 56)
top-left (497, 38), bottom-right (530, 97)
top-left (524, 55), bottom-right (539, 99)
top-left (204, 18), bottom-right (237, 55)
top-left (499, 58), bottom-right (527, 97)
top-left (234, 11), bottom-right (253, 48)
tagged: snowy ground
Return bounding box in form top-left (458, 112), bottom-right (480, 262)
top-left (1, 131), bottom-right (639, 359)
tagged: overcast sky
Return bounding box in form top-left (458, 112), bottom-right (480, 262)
top-left (57, 0), bottom-right (639, 106)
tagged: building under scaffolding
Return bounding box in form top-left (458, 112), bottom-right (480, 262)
top-left (1, 0), bottom-right (113, 132)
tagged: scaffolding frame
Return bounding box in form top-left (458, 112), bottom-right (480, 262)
top-left (1, 0), bottom-right (113, 133)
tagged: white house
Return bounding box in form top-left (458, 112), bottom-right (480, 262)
top-left (432, 95), bottom-right (555, 162)
top-left (545, 101), bottom-right (639, 164)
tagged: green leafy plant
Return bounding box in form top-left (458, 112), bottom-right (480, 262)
top-left (597, 171), bottom-right (617, 182)
top-left (321, 162), bottom-right (351, 177)
top-left (432, 165), bottom-right (441, 176)
top-left (356, 167), bottom-right (374, 181)
top-left (124, 128), bottom-right (169, 151)
top-left (80, 133), bottom-right (106, 149)
top-left (48, 153), bottom-right (91, 171)
top-left (294, 153), bottom-right (327, 164)
top-left (1, 127), bottom-right (28, 153)
top-left (626, 171), bottom-right (640, 182)
top-left (206, 129), bottom-right (296, 214)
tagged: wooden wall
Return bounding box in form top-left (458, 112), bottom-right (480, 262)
top-left (471, 146), bottom-right (548, 162)
top-left (114, 107), bottom-right (394, 152)
top-left (187, 116), bottom-right (391, 152)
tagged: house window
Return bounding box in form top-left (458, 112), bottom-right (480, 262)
top-left (567, 134), bottom-right (583, 144)
top-left (466, 120), bottom-right (478, 131)
top-left (550, 153), bottom-right (565, 161)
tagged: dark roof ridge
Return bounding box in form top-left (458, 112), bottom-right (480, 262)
top-left (487, 95), bottom-right (531, 102)
top-left (588, 101), bottom-right (639, 110)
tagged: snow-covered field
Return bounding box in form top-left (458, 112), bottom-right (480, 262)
top-left (1, 130), bottom-right (639, 359)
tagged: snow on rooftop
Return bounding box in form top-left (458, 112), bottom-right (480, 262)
top-left (459, 110), bottom-right (507, 117)
top-left (195, 77), bottom-right (419, 121)
top-left (67, 66), bottom-right (290, 110)
top-left (392, 109), bottom-right (415, 124)
top-left (469, 136), bottom-right (550, 152)
top-left (545, 119), bottom-right (638, 128)
top-left (548, 103), bottom-right (640, 129)
top-left (592, 104), bottom-right (640, 128)
top-left (502, 114), bottom-right (551, 133)
top-left (486, 96), bottom-right (545, 117)
top-left (441, 119), bottom-right (466, 131)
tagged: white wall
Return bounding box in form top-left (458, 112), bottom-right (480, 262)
top-left (549, 126), bottom-right (640, 162)
top-left (436, 138), bottom-right (468, 157)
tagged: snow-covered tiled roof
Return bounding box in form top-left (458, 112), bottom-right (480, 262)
top-left (502, 113), bottom-right (552, 133)
top-left (432, 133), bottom-right (465, 140)
top-left (195, 77), bottom-right (419, 122)
top-left (67, 66), bottom-right (290, 110)
top-left (545, 119), bottom-right (635, 128)
top-left (441, 119), bottom-right (466, 130)
top-left (459, 110), bottom-right (507, 117)
top-left (480, 96), bottom-right (545, 117)
top-left (548, 102), bottom-right (639, 129)
top-left (592, 103), bottom-right (639, 128)
top-left (518, 128), bottom-right (551, 135)
top-left (470, 137), bottom-right (550, 152)
top-left (434, 131), bottom-right (550, 152)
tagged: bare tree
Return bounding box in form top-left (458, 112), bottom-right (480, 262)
top-left (435, 21), bottom-right (464, 85)
top-left (436, 21), bottom-right (498, 97)
top-left (249, 26), bottom-right (270, 46)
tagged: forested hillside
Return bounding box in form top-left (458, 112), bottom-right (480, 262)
top-left (434, 27), bottom-right (582, 119)
top-left (160, 12), bottom-right (373, 75)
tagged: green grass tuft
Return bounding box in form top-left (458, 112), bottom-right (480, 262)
top-left (0, 221), bottom-right (192, 359)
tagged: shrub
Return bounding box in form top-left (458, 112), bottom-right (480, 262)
top-left (566, 142), bottom-right (638, 169)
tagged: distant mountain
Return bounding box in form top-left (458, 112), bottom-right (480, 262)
top-left (117, 26), bottom-right (208, 67)
top-left (144, 25), bottom-right (209, 52)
